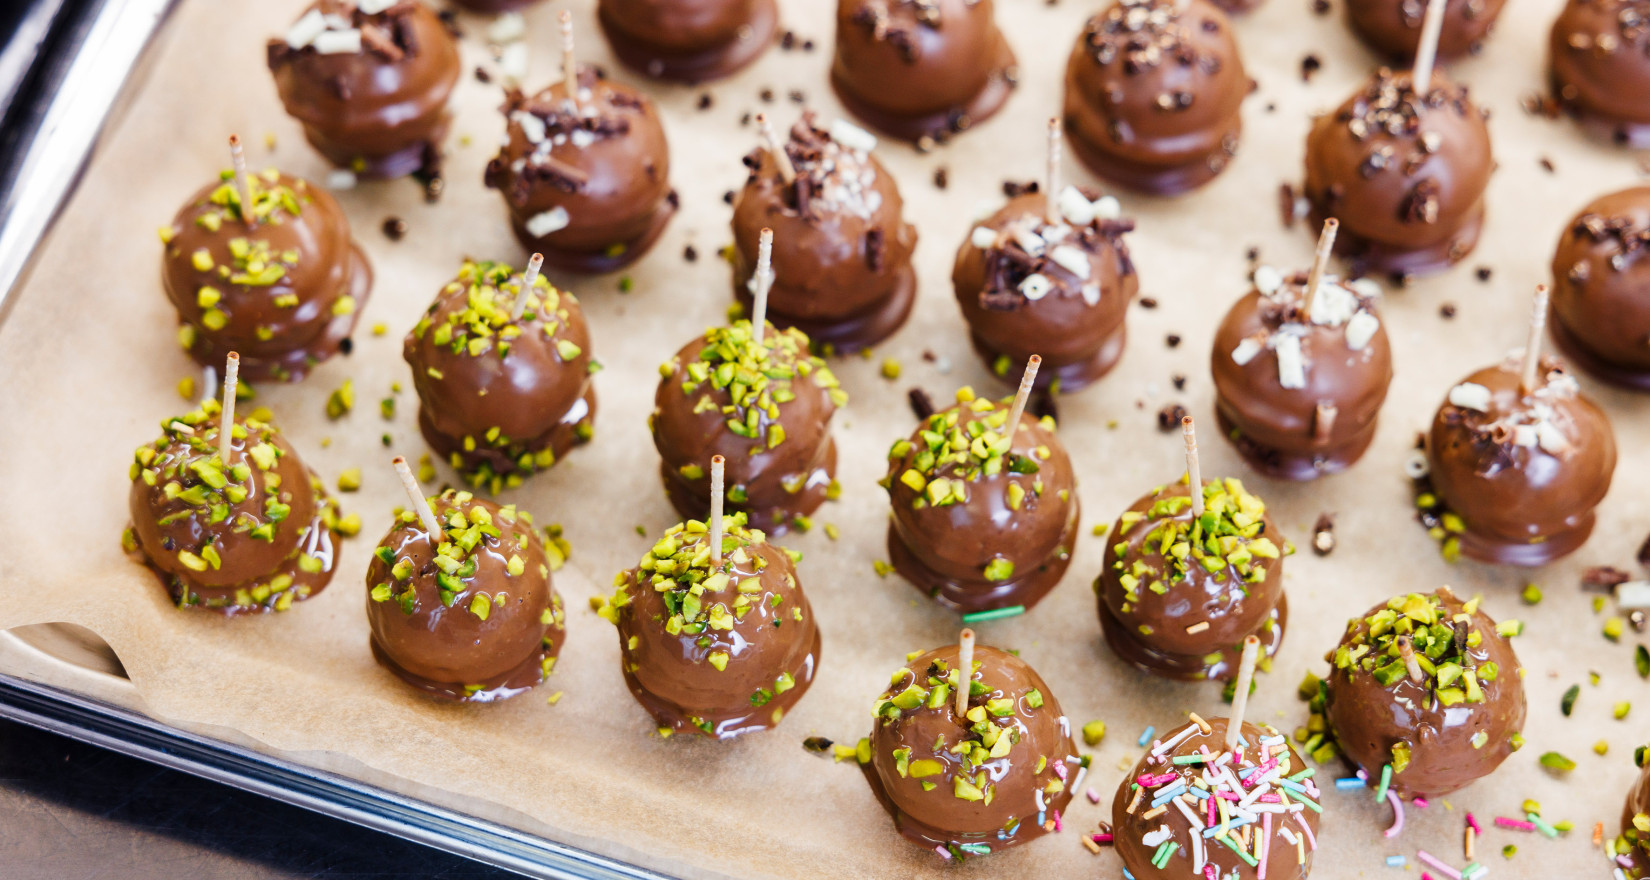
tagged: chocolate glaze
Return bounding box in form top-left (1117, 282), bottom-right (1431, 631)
top-left (884, 389), bottom-right (1080, 614)
top-left (731, 113), bottom-right (918, 354)
top-left (863, 643), bottom-right (1078, 854)
top-left (1550, 0), bottom-right (1650, 148)
top-left (484, 71), bottom-right (676, 274)
top-left (1323, 588), bottom-right (1525, 798)
top-left (1347, 0), bottom-right (1507, 61)
top-left (652, 321), bottom-right (844, 535)
top-left (1548, 187), bottom-right (1650, 390)
top-left (1618, 763), bottom-right (1650, 878)
top-left (365, 490), bottom-right (564, 703)
top-left (607, 516), bottom-right (819, 738)
top-left (1304, 68), bottom-right (1491, 277)
top-left (1209, 0), bottom-right (1265, 12)
top-left (1096, 479), bottom-right (1289, 682)
top-left (597, 0), bottom-right (778, 83)
top-left (1426, 357), bottom-right (1616, 566)
top-left (1113, 718), bottom-right (1319, 880)
top-left (829, 0), bottom-right (1018, 143)
top-left (162, 170), bottom-right (371, 384)
top-left (952, 191), bottom-right (1137, 394)
top-left (268, 1), bottom-right (460, 179)
top-left (449, 0), bottom-right (542, 11)
top-left (125, 402), bottom-right (340, 614)
top-left (1211, 270), bottom-right (1394, 480)
top-left (404, 260), bottom-right (596, 493)
top-left (1063, 0), bottom-right (1250, 196)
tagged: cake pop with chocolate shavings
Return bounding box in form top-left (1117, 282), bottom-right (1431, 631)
top-left (1547, 186), bottom-right (1650, 390)
top-left (1549, 0), bottom-right (1650, 148)
top-left (597, 0), bottom-right (779, 83)
top-left (1346, 0), bottom-right (1507, 62)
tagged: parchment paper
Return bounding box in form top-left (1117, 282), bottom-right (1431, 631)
top-left (2, 0), bottom-right (1647, 876)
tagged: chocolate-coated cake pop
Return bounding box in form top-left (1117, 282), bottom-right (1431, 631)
top-left (652, 319), bottom-right (845, 535)
top-left (124, 361), bottom-right (342, 613)
top-left (730, 113), bottom-right (918, 353)
top-left (1209, 0), bottom-right (1266, 12)
top-left (366, 470), bottom-right (565, 702)
top-left (1303, 66), bottom-right (1491, 276)
top-left (830, 0), bottom-right (1018, 144)
top-left (1063, 0), bottom-right (1250, 196)
top-left (161, 152), bottom-right (371, 384)
top-left (1614, 760), bottom-right (1650, 878)
top-left (863, 636), bottom-right (1081, 855)
top-left (883, 368), bottom-right (1081, 614)
top-left (597, 0), bottom-right (778, 82)
top-left (268, 1), bottom-right (460, 180)
top-left (1211, 222), bottom-right (1395, 480)
top-left (953, 177), bottom-right (1137, 393)
top-left (1097, 424), bottom-right (1291, 681)
top-left (1548, 187), bottom-right (1650, 389)
top-left (1346, 0), bottom-right (1506, 62)
top-left (449, 0), bottom-right (541, 10)
top-left (1550, 0), bottom-right (1650, 147)
top-left (1113, 717), bottom-right (1321, 879)
top-left (404, 258), bottom-right (596, 493)
top-left (1323, 588), bottom-right (1525, 798)
top-left (602, 500), bottom-right (819, 739)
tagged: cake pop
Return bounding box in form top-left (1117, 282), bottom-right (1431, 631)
top-left (597, 0), bottom-right (778, 82)
top-left (1614, 758), bottom-right (1650, 879)
top-left (1346, 0), bottom-right (1506, 62)
top-left (1550, 0), bottom-right (1650, 148)
top-left (1548, 186), bottom-right (1650, 389)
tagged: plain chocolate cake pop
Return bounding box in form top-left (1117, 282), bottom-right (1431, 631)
top-left (1322, 588), bottom-right (1526, 798)
top-left (484, 16), bottom-right (676, 273)
top-left (1550, 0), bottom-right (1650, 147)
top-left (1063, 0), bottom-right (1250, 196)
top-left (1211, 221), bottom-right (1395, 480)
top-left (1346, 0), bottom-right (1506, 62)
top-left (1096, 420), bottom-right (1291, 681)
top-left (829, 0), bottom-right (1018, 144)
top-left (602, 462), bottom-right (820, 739)
top-left (863, 633), bottom-right (1081, 856)
top-left (268, 0), bottom-right (460, 180)
top-left (1424, 292), bottom-right (1616, 566)
top-left (404, 257), bottom-right (596, 493)
top-left (883, 362), bottom-right (1081, 614)
top-left (597, 0), bottom-right (778, 83)
top-left (161, 143), bottom-right (371, 383)
top-left (730, 112), bottom-right (918, 353)
top-left (1548, 187), bottom-right (1650, 389)
top-left (1302, 63), bottom-right (1492, 277)
top-left (124, 356), bottom-right (342, 613)
top-left (366, 463), bottom-right (566, 702)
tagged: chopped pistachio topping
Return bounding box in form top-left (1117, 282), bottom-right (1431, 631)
top-left (663, 320), bottom-right (845, 456)
top-left (1110, 478), bottom-right (1280, 610)
top-left (371, 490), bottom-right (541, 616)
top-left (412, 259), bottom-right (576, 362)
top-left (1334, 592), bottom-right (1509, 710)
top-left (883, 386), bottom-right (1049, 511)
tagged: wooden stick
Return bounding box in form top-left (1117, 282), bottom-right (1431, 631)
top-left (510, 253), bottom-right (545, 321)
top-left (1004, 355), bottom-right (1041, 438)
top-left (955, 628), bottom-right (975, 716)
top-left (1521, 285), bottom-right (1550, 394)
top-left (708, 454), bottom-right (726, 566)
top-left (1182, 416), bottom-right (1204, 518)
top-left (219, 352), bottom-right (240, 466)
top-left (1301, 218), bottom-right (1339, 317)
top-left (228, 135), bottom-right (255, 228)
top-left (756, 113), bottom-right (796, 186)
top-left (751, 228), bottom-right (774, 346)
top-left (1045, 117), bottom-right (1062, 226)
top-left (560, 11), bottom-right (579, 108)
top-left (1397, 635), bottom-right (1425, 683)
top-left (1412, 0), bottom-right (1447, 97)
top-left (392, 456), bottom-right (442, 540)
top-left (1225, 634), bottom-right (1262, 752)
top-left (1313, 402), bottom-right (1338, 445)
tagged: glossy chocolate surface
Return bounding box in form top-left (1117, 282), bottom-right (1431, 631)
top-left (1063, 0), bottom-right (1249, 196)
top-left (1549, 187), bottom-right (1650, 389)
top-left (365, 490), bottom-right (564, 703)
top-left (952, 191), bottom-right (1137, 394)
top-left (1426, 358), bottom-right (1616, 566)
top-left (731, 113), bottom-right (918, 353)
top-left (830, 0), bottom-right (1017, 143)
top-left (1550, 0), bottom-right (1650, 148)
top-left (1346, 0), bottom-right (1507, 61)
top-left (405, 260), bottom-right (596, 492)
top-left (161, 171), bottom-right (370, 384)
top-left (126, 404), bottom-right (339, 614)
top-left (1619, 763), bottom-right (1650, 878)
top-left (597, 0), bottom-right (778, 82)
top-left (1096, 480), bottom-right (1289, 681)
top-left (1323, 588), bottom-right (1525, 798)
top-left (268, 1), bottom-right (460, 179)
top-left (884, 390), bottom-right (1079, 614)
top-left (607, 516), bottom-right (819, 739)
top-left (1211, 271), bottom-right (1393, 480)
top-left (1304, 68), bottom-right (1491, 276)
top-left (484, 71), bottom-right (676, 274)
top-left (864, 644), bottom-right (1078, 854)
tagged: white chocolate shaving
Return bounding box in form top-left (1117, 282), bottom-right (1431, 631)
top-left (1274, 333), bottom-right (1307, 389)
top-left (1309, 281), bottom-right (1358, 326)
top-left (1253, 265), bottom-right (1283, 295)
top-left (1536, 421), bottom-right (1571, 455)
top-left (1081, 283), bottom-right (1101, 306)
top-left (1344, 311), bottom-right (1380, 351)
top-left (1092, 195), bottom-right (1122, 220)
top-left (828, 118), bottom-right (878, 154)
top-left (525, 206), bottom-right (571, 237)
top-left (1049, 245), bottom-right (1092, 280)
top-left (1019, 273), bottom-right (1052, 301)
top-left (970, 226), bottom-right (997, 249)
top-left (1057, 186), bottom-right (1094, 226)
top-left (1231, 337), bottom-right (1263, 366)
top-left (487, 12), bottom-right (526, 43)
top-left (312, 29), bottom-right (363, 55)
top-left (1448, 382), bottom-right (1492, 412)
top-left (357, 0), bottom-right (397, 13)
top-left (285, 9), bottom-right (327, 48)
